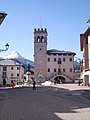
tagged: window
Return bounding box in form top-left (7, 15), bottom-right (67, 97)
top-left (17, 67), bottom-right (20, 70)
top-left (58, 58), bottom-right (61, 64)
top-left (17, 74), bottom-right (19, 76)
top-left (63, 68), bottom-right (65, 72)
top-left (3, 72), bottom-right (7, 77)
top-left (70, 58), bottom-right (72, 62)
top-left (54, 68), bottom-right (56, 72)
top-left (37, 36), bottom-right (40, 42)
top-left (70, 68), bottom-right (72, 72)
top-left (11, 67), bottom-right (13, 70)
top-left (11, 73), bottom-right (13, 77)
top-left (58, 68), bottom-right (61, 73)
top-left (86, 38), bottom-right (88, 44)
top-left (48, 58), bottom-right (50, 62)
top-left (41, 36), bottom-right (44, 42)
top-left (48, 68), bottom-right (50, 72)
top-left (54, 58), bottom-right (56, 62)
top-left (3, 67), bottom-right (7, 71)
top-left (63, 58), bottom-right (65, 62)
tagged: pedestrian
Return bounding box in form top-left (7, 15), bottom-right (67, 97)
top-left (33, 80), bottom-right (36, 90)
top-left (11, 81), bottom-right (15, 88)
top-left (78, 80), bottom-right (81, 86)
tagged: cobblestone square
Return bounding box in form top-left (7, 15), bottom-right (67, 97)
top-left (0, 84), bottom-right (90, 120)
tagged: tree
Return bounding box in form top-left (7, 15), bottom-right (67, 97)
top-left (27, 64), bottom-right (30, 72)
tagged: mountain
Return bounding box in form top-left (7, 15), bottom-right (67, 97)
top-left (2, 51), bottom-right (81, 71)
top-left (74, 57), bottom-right (82, 68)
top-left (3, 51), bottom-right (24, 59)
top-left (2, 51), bottom-right (34, 72)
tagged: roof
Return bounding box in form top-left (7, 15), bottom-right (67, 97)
top-left (47, 49), bottom-right (76, 56)
top-left (0, 58), bottom-right (24, 67)
top-left (80, 27), bottom-right (90, 51)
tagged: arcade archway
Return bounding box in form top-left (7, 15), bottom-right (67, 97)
top-left (54, 75), bottom-right (66, 84)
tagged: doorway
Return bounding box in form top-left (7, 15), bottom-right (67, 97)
top-left (3, 78), bottom-right (6, 85)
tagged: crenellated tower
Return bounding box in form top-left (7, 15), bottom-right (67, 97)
top-left (34, 28), bottom-right (48, 82)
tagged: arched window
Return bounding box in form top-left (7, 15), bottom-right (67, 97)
top-left (41, 36), bottom-right (44, 42)
top-left (37, 36), bottom-right (40, 42)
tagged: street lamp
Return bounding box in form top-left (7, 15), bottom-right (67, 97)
top-left (0, 43), bottom-right (9, 52)
top-left (0, 12), bottom-right (9, 52)
top-left (0, 12), bottom-right (7, 25)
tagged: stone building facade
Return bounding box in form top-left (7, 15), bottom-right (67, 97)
top-left (34, 28), bottom-right (76, 83)
top-left (34, 28), bottom-right (47, 82)
top-left (0, 59), bottom-right (24, 85)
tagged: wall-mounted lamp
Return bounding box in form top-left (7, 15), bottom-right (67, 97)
top-left (0, 43), bottom-right (9, 52)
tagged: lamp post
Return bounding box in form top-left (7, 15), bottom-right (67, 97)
top-left (0, 43), bottom-right (9, 52)
top-left (0, 12), bottom-right (7, 25)
top-left (0, 12), bottom-right (9, 52)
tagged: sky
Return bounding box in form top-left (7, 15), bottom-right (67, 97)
top-left (0, 0), bottom-right (90, 61)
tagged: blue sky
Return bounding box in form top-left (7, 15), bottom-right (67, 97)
top-left (0, 0), bottom-right (90, 61)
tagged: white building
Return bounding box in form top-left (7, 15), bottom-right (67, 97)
top-left (0, 59), bottom-right (24, 85)
top-left (34, 28), bottom-right (76, 83)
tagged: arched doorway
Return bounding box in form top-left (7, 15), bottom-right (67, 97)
top-left (54, 75), bottom-right (66, 84)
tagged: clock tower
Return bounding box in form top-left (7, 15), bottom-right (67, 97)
top-left (34, 28), bottom-right (48, 82)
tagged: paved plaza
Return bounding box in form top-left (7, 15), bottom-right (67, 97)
top-left (0, 83), bottom-right (90, 120)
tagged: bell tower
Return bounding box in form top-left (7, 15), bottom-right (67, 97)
top-left (34, 28), bottom-right (48, 82)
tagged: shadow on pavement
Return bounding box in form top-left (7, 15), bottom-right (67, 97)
top-left (0, 86), bottom-right (90, 120)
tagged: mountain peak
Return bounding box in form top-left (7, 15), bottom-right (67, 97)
top-left (1, 51), bottom-right (34, 73)
top-left (3, 51), bottom-right (24, 59)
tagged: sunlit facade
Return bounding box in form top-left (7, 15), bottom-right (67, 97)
top-left (34, 28), bottom-right (76, 83)
top-left (0, 59), bottom-right (24, 85)
top-left (80, 19), bottom-right (90, 85)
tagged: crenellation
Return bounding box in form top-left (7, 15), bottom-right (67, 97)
top-left (34, 28), bottom-right (47, 33)
top-left (34, 28), bottom-right (36, 32)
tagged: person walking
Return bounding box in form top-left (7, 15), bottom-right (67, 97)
top-left (78, 80), bottom-right (81, 86)
top-left (11, 81), bottom-right (15, 88)
top-left (33, 80), bottom-right (36, 90)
